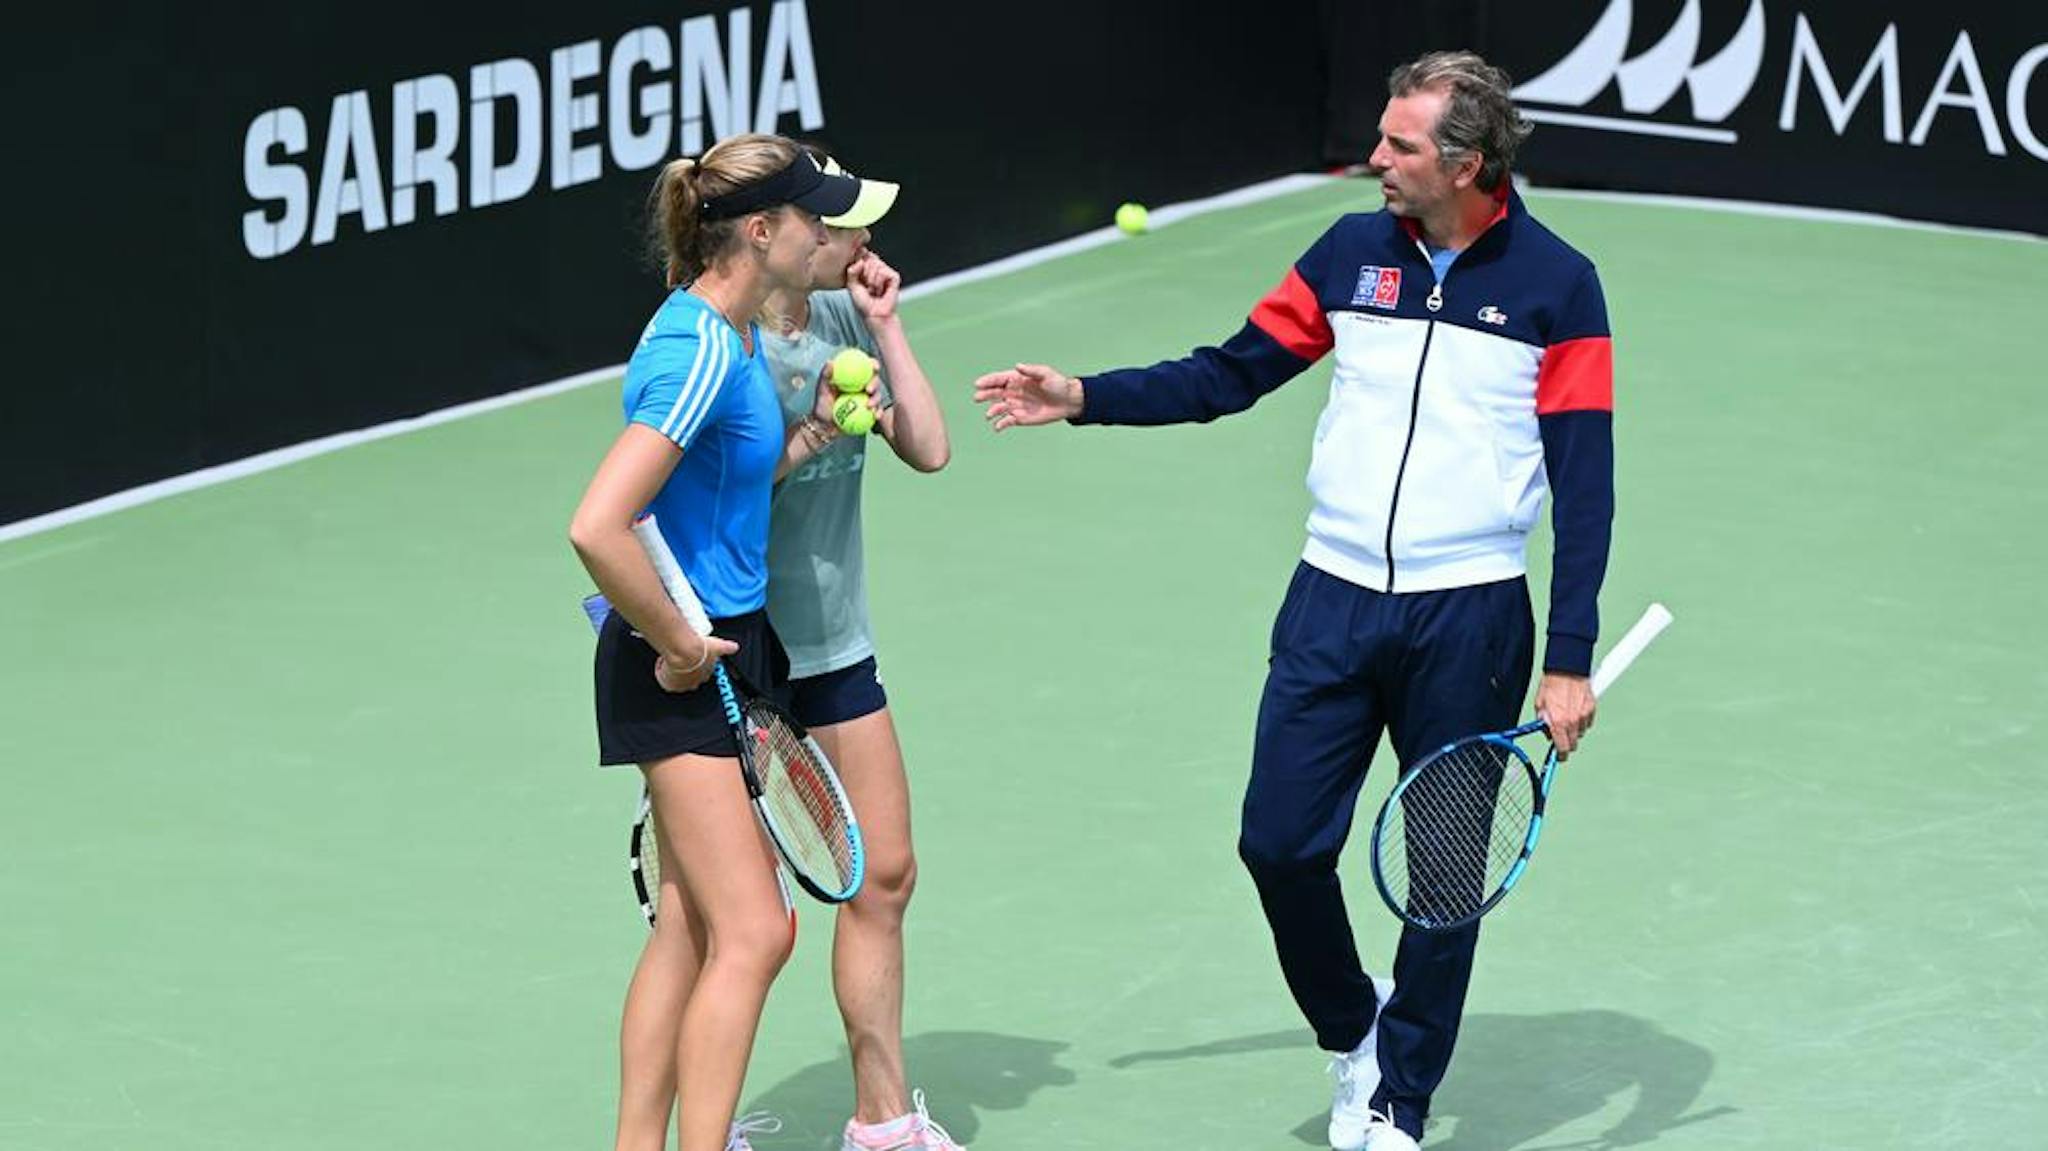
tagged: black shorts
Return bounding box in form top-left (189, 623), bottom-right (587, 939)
top-left (788, 655), bottom-right (889, 728)
top-left (593, 607), bottom-right (791, 766)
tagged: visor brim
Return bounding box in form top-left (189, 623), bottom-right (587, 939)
top-left (789, 171), bottom-right (862, 220)
top-left (823, 180), bottom-right (898, 229)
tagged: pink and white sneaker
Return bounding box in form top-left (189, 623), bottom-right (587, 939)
top-left (840, 1090), bottom-right (964, 1151)
top-left (727, 1111), bottom-right (782, 1151)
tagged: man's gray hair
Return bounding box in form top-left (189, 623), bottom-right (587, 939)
top-left (1388, 51), bottom-right (1533, 192)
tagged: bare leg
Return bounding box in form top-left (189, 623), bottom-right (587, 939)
top-left (815, 709), bottom-right (918, 1123)
top-left (646, 752), bottom-right (793, 1151)
top-left (615, 805), bottom-right (705, 1151)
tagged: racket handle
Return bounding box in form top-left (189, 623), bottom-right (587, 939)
top-left (630, 515), bottom-right (714, 638)
top-left (1590, 603), bottom-right (1672, 697)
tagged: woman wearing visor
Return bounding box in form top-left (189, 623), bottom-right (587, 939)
top-left (567, 133), bottom-right (861, 1151)
top-left (761, 151), bottom-right (958, 1151)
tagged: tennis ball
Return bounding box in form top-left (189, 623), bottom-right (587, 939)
top-left (1115, 202), bottom-right (1149, 235)
top-left (832, 393), bottom-right (876, 436)
top-left (829, 348), bottom-right (876, 393)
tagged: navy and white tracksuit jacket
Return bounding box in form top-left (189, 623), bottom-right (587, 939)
top-left (1074, 189), bottom-right (1615, 1134)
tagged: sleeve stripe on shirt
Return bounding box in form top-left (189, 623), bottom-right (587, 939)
top-left (1536, 336), bottom-right (1614, 415)
top-left (673, 323), bottom-right (732, 444)
top-left (657, 312), bottom-right (715, 439)
top-left (1249, 268), bottom-right (1334, 361)
top-left (660, 312), bottom-right (731, 444)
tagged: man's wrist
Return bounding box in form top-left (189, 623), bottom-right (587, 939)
top-left (1542, 633), bottom-right (1594, 677)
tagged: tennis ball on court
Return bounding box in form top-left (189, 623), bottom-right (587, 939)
top-left (1115, 202), bottom-right (1150, 235)
top-left (829, 348), bottom-right (876, 393)
top-left (832, 393), bottom-right (876, 436)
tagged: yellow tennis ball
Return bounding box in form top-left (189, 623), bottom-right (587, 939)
top-left (832, 393), bottom-right (876, 436)
top-left (1115, 202), bottom-right (1149, 235)
top-left (829, 348), bottom-right (876, 393)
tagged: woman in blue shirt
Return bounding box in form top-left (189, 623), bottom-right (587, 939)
top-left (569, 133), bottom-right (862, 1151)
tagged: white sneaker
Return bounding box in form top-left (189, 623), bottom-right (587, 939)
top-left (1358, 1109), bottom-right (1420, 1150)
top-left (1328, 977), bottom-right (1396, 1151)
top-left (728, 1111), bottom-right (782, 1151)
top-left (840, 1090), bottom-right (964, 1150)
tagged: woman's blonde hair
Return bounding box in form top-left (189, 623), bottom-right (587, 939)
top-left (649, 133), bottom-right (805, 288)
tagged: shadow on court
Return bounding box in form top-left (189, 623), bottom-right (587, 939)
top-left (744, 1030), bottom-right (1078, 1148)
top-left (1113, 1011), bottom-right (1732, 1150)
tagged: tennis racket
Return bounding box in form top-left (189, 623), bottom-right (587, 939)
top-left (1369, 603), bottom-right (1674, 932)
top-left (581, 595), bottom-right (797, 932)
top-left (627, 515), bottom-right (865, 904)
top-left (624, 787), bottom-right (797, 935)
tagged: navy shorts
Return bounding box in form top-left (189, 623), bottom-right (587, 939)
top-left (593, 607), bottom-right (791, 766)
top-left (788, 655), bottom-right (888, 729)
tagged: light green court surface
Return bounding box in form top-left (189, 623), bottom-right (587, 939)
top-left (3, 181), bottom-right (2044, 1150)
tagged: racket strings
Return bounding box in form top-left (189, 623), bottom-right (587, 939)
top-left (1379, 740), bottom-right (1537, 927)
top-left (748, 707), bottom-right (858, 889)
top-left (632, 805), bottom-right (661, 926)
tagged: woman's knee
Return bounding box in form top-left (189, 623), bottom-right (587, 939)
top-left (853, 848), bottom-right (917, 916)
top-left (711, 909), bottom-right (795, 977)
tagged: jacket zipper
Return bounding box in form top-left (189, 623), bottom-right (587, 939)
top-left (1384, 241), bottom-right (1447, 592)
top-left (1382, 319), bottom-right (1433, 592)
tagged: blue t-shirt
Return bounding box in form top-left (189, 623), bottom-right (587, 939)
top-left (621, 289), bottom-right (783, 618)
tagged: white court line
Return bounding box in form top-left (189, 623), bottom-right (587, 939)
top-left (0, 174), bottom-right (1340, 547)
top-left (0, 365), bottom-right (624, 545)
top-left (897, 173), bottom-right (1338, 302)
top-left (6, 171), bottom-right (2033, 544)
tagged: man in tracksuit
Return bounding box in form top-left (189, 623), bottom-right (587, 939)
top-left (974, 51), bottom-right (1613, 1150)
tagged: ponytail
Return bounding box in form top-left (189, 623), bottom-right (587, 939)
top-left (645, 134), bottom-right (802, 288)
top-left (652, 158), bottom-right (702, 288)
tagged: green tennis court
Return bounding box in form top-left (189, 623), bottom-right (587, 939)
top-left (4, 178), bottom-right (2043, 1150)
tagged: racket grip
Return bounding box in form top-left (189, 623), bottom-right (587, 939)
top-left (630, 515), bottom-right (714, 638)
top-left (1590, 603), bottom-right (1673, 697)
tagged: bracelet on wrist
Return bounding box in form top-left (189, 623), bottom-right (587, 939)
top-left (803, 416), bottom-right (838, 449)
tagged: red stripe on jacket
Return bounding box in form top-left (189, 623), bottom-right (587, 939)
top-left (1536, 337), bottom-right (1613, 415)
top-left (1250, 268), bottom-right (1334, 361)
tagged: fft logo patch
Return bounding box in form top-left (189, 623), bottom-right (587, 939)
top-left (1352, 265), bottom-right (1403, 309)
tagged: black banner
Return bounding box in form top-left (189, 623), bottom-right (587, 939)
top-left (1321, 0), bottom-right (2046, 233)
top-left (1499, 0), bottom-right (2046, 232)
top-left (3, 0), bottom-right (1323, 524)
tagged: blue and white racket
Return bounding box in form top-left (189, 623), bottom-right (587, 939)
top-left (625, 515), bottom-right (864, 905)
top-left (579, 598), bottom-right (798, 932)
top-left (1369, 603), bottom-right (1673, 932)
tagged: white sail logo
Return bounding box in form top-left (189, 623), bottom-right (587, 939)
top-left (1513, 0), bottom-right (1767, 143)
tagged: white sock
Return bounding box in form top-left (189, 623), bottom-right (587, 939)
top-left (851, 1111), bottom-right (918, 1141)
